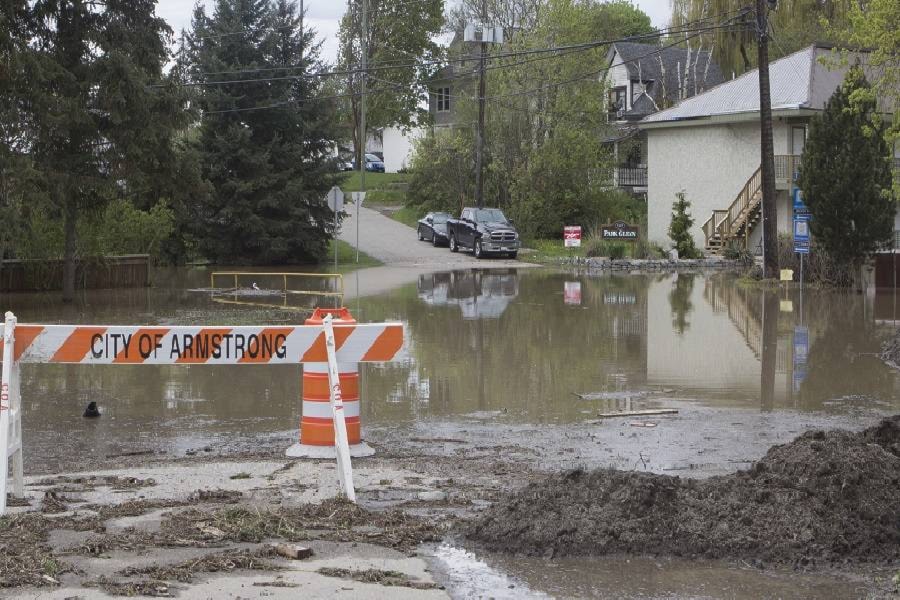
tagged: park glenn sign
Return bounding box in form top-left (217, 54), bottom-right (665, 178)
top-left (601, 221), bottom-right (639, 241)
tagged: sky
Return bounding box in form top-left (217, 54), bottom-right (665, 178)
top-left (156, 0), bottom-right (671, 63)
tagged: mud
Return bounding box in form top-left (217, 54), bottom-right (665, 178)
top-left (464, 415), bottom-right (900, 568)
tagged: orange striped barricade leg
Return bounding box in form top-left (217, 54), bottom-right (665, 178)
top-left (285, 308), bottom-right (374, 458)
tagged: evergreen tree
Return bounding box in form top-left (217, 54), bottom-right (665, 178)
top-left (21, 0), bottom-right (186, 300)
top-left (668, 191), bottom-right (699, 258)
top-left (797, 67), bottom-right (895, 283)
top-left (189, 0), bottom-right (341, 264)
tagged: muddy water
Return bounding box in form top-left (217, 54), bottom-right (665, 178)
top-left (4, 266), bottom-right (898, 598)
top-left (4, 266), bottom-right (898, 470)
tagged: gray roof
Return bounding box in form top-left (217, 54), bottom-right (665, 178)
top-left (611, 41), bottom-right (725, 109)
top-left (642, 45), bottom-right (868, 124)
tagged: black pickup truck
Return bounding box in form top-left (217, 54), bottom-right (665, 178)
top-left (446, 207), bottom-right (520, 259)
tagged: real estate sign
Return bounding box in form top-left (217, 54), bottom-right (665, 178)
top-left (564, 226), bottom-right (582, 248)
top-left (601, 221), bottom-right (639, 241)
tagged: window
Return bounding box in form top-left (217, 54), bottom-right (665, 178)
top-left (435, 87), bottom-right (451, 112)
top-left (608, 86), bottom-right (627, 114)
top-left (792, 126), bottom-right (806, 156)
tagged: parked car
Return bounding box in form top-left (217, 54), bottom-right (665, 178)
top-left (354, 153), bottom-right (384, 173)
top-left (417, 212), bottom-right (452, 246)
top-left (446, 207), bottom-right (519, 259)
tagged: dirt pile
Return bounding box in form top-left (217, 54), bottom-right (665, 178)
top-left (464, 416), bottom-right (900, 567)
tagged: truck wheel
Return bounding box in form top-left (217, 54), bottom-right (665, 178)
top-left (449, 234), bottom-right (458, 252)
top-left (417, 227), bottom-right (424, 241)
top-left (432, 235), bottom-right (440, 247)
top-left (474, 239), bottom-right (484, 259)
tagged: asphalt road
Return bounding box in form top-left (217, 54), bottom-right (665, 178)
top-left (338, 204), bottom-right (525, 269)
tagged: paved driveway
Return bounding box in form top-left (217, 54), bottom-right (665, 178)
top-left (338, 204), bottom-right (526, 269)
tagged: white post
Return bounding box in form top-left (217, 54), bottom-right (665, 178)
top-left (10, 356), bottom-right (23, 498)
top-left (1, 311), bottom-right (16, 515)
top-left (321, 314), bottom-right (356, 502)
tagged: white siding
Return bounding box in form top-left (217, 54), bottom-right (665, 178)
top-left (608, 50), bottom-right (631, 110)
top-left (646, 119), bottom-right (794, 250)
top-left (382, 127), bottom-right (425, 173)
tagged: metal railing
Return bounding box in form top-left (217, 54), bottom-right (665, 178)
top-left (210, 272), bottom-right (344, 297)
top-left (614, 165), bottom-right (648, 187)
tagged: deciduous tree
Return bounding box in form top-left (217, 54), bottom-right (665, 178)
top-left (21, 0), bottom-right (186, 300)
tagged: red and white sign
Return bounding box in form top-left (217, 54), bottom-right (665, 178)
top-left (564, 226), bottom-right (582, 248)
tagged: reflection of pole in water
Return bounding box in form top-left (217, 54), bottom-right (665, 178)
top-left (760, 290), bottom-right (778, 410)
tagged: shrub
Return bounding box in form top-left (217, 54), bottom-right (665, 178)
top-left (668, 191), bottom-right (701, 259)
top-left (723, 240), bottom-right (753, 263)
top-left (585, 238), bottom-right (626, 259)
top-left (633, 238), bottom-right (665, 259)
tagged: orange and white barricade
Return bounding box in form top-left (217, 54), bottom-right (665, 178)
top-left (0, 311), bottom-right (403, 514)
top-left (286, 308), bottom-right (374, 458)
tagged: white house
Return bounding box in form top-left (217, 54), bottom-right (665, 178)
top-left (381, 126), bottom-right (425, 173)
top-left (640, 44), bottom-right (895, 253)
top-left (603, 41), bottom-right (725, 197)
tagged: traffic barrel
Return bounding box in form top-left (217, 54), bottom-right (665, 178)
top-left (285, 307), bottom-right (374, 458)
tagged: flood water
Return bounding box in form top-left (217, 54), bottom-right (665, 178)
top-left (4, 266), bottom-right (899, 598)
top-left (4, 266), bottom-right (899, 470)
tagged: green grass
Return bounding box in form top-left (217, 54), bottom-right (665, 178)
top-left (524, 238), bottom-right (587, 263)
top-left (389, 206), bottom-right (421, 229)
top-left (325, 239), bottom-right (382, 272)
top-left (341, 172), bottom-right (410, 206)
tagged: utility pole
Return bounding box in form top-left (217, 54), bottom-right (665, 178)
top-left (474, 0), bottom-right (487, 208)
top-left (358, 0), bottom-right (367, 263)
top-left (756, 0), bottom-right (778, 279)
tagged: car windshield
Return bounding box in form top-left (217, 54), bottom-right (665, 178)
top-left (431, 213), bottom-right (449, 224)
top-left (365, 153), bottom-right (381, 162)
top-left (474, 209), bottom-right (507, 223)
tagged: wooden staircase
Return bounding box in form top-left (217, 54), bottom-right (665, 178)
top-left (703, 167), bottom-right (762, 254)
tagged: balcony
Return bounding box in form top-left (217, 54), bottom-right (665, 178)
top-left (776, 155), bottom-right (900, 189)
top-left (614, 165), bottom-right (647, 188)
top-left (774, 155), bottom-right (800, 190)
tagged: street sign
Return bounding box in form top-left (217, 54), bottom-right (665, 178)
top-left (600, 221), bottom-right (639, 241)
top-left (793, 214), bottom-right (810, 254)
top-left (564, 226), bottom-right (582, 248)
top-left (352, 191), bottom-right (366, 208)
top-left (327, 186), bottom-right (344, 213)
top-left (792, 188), bottom-right (809, 214)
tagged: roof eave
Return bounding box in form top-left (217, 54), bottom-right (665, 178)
top-left (639, 107), bottom-right (820, 129)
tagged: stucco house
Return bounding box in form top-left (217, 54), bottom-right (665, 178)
top-left (641, 43), bottom-right (897, 254)
top-left (603, 41), bottom-right (725, 196)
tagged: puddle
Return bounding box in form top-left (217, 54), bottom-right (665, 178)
top-left (427, 544), bottom-right (881, 599)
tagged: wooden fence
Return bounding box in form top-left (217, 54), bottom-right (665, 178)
top-left (0, 255), bottom-right (150, 292)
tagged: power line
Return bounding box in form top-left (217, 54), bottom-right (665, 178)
top-left (183, 15), bottom-right (752, 83)
top-left (187, 8), bottom-right (753, 115)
